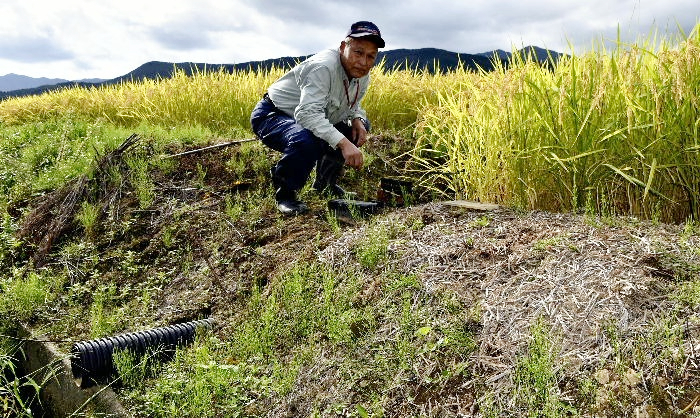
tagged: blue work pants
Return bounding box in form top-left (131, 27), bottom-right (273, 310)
top-left (250, 96), bottom-right (367, 192)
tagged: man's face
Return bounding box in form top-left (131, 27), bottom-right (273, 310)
top-left (340, 38), bottom-right (379, 79)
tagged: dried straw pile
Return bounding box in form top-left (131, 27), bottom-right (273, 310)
top-left (321, 202), bottom-right (700, 412)
top-left (18, 134), bottom-right (139, 267)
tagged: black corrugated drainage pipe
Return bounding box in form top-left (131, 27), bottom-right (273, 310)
top-left (71, 318), bottom-right (213, 388)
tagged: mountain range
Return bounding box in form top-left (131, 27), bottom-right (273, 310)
top-left (0, 74), bottom-right (106, 93)
top-left (0, 46), bottom-right (561, 100)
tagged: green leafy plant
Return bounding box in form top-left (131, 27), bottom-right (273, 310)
top-left (324, 207), bottom-right (342, 234)
top-left (0, 271), bottom-right (54, 322)
top-left (512, 318), bottom-right (572, 417)
top-left (470, 215), bottom-right (491, 228)
top-left (674, 279), bottom-right (700, 308)
top-left (89, 284), bottom-right (124, 338)
top-left (0, 213), bottom-right (22, 271)
top-left (532, 234), bottom-right (567, 252)
top-left (126, 156), bottom-right (155, 209)
top-left (224, 193), bottom-right (245, 221)
top-left (355, 223), bottom-right (390, 269)
top-left (76, 201), bottom-right (100, 237)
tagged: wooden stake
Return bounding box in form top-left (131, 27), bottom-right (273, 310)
top-left (163, 138), bottom-right (258, 159)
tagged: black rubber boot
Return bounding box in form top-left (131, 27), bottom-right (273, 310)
top-left (275, 190), bottom-right (309, 215)
top-left (271, 165), bottom-right (308, 215)
top-left (312, 153), bottom-right (356, 198)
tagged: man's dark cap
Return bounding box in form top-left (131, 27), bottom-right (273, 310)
top-left (346, 21), bottom-right (385, 48)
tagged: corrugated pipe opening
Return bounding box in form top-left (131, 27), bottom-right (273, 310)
top-left (71, 318), bottom-right (214, 388)
top-left (377, 177), bottom-right (413, 206)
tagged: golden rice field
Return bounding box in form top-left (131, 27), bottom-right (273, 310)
top-left (0, 23), bottom-right (698, 223)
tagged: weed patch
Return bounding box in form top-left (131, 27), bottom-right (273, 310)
top-left (512, 318), bottom-right (572, 417)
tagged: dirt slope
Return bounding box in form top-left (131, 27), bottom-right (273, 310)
top-left (14, 137), bottom-right (700, 416)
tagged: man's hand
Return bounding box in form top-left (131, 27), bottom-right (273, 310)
top-left (337, 137), bottom-right (363, 169)
top-left (351, 118), bottom-right (368, 147)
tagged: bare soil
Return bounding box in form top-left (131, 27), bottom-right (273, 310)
top-left (15, 136), bottom-right (700, 416)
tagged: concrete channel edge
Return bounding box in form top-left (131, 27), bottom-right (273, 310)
top-left (17, 323), bottom-right (132, 418)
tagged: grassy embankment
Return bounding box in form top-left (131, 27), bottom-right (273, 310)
top-left (0, 25), bottom-right (698, 417)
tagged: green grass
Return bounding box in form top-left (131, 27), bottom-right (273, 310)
top-left (354, 223), bottom-right (391, 269)
top-left (89, 283), bottom-right (126, 338)
top-left (511, 318), bottom-right (572, 417)
top-left (0, 22), bottom-right (698, 418)
top-left (674, 279), bottom-right (700, 308)
top-left (0, 335), bottom-right (43, 418)
top-left (127, 334), bottom-right (271, 418)
top-left (116, 260), bottom-right (478, 417)
top-left (0, 270), bottom-right (60, 322)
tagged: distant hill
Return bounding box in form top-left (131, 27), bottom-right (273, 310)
top-left (109, 56), bottom-right (312, 84)
top-left (0, 47), bottom-right (562, 100)
top-left (0, 74), bottom-right (106, 93)
top-left (476, 49), bottom-right (511, 61)
top-left (0, 74), bottom-right (68, 92)
top-left (378, 48), bottom-right (495, 72)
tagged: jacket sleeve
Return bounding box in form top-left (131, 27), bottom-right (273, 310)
top-left (293, 65), bottom-right (346, 148)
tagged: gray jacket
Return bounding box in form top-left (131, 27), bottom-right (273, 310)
top-left (267, 48), bottom-right (369, 148)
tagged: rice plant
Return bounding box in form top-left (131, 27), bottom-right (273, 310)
top-left (0, 24), bottom-right (697, 224)
top-left (413, 24), bottom-right (700, 222)
top-left (0, 66), bottom-right (280, 136)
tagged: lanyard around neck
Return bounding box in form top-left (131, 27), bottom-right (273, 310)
top-left (343, 78), bottom-right (359, 109)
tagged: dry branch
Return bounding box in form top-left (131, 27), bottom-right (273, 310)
top-left (162, 138), bottom-right (258, 159)
top-left (19, 134), bottom-right (140, 266)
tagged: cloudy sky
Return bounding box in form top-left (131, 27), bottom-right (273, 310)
top-left (1, 0), bottom-right (697, 80)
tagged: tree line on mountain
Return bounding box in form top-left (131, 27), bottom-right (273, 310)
top-left (0, 46), bottom-right (561, 100)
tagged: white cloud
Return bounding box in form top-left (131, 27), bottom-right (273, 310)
top-left (0, 34), bottom-right (74, 63)
top-left (0, 0), bottom-right (696, 80)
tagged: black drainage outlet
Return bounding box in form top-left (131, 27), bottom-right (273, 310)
top-left (71, 318), bottom-right (214, 388)
top-left (377, 177), bottom-right (413, 206)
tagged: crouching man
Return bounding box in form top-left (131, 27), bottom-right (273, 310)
top-left (250, 21), bottom-right (385, 215)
